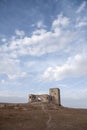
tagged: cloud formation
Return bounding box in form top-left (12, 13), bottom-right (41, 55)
top-left (0, 11), bottom-right (87, 83)
top-left (76, 1), bottom-right (86, 13)
top-left (76, 17), bottom-right (87, 28)
top-left (15, 29), bottom-right (25, 37)
top-left (0, 55), bottom-right (27, 80)
top-left (52, 14), bottom-right (70, 29)
top-left (36, 21), bottom-right (46, 28)
top-left (42, 54), bottom-right (87, 81)
top-left (0, 13), bottom-right (82, 57)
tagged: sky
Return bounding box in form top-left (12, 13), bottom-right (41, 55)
top-left (0, 0), bottom-right (87, 108)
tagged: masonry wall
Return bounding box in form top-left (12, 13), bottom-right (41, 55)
top-left (29, 94), bottom-right (50, 103)
top-left (49, 88), bottom-right (61, 105)
top-left (29, 88), bottom-right (61, 106)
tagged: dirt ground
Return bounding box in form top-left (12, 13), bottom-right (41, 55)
top-left (0, 103), bottom-right (87, 130)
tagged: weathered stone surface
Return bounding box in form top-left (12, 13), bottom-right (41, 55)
top-left (29, 88), bottom-right (61, 105)
top-left (49, 88), bottom-right (61, 105)
top-left (29, 94), bottom-right (50, 103)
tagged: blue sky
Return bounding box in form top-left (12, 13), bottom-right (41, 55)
top-left (0, 0), bottom-right (87, 108)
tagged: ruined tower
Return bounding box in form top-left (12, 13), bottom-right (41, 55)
top-left (28, 88), bottom-right (61, 106)
top-left (49, 88), bottom-right (61, 105)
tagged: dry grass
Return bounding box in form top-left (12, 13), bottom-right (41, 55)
top-left (0, 103), bottom-right (87, 130)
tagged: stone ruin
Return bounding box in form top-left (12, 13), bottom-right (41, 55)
top-left (29, 88), bottom-right (61, 106)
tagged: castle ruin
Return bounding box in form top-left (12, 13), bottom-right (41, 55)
top-left (29, 88), bottom-right (61, 105)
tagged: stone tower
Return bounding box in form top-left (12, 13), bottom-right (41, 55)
top-left (49, 88), bottom-right (61, 105)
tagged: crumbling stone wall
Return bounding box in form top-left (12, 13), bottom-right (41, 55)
top-left (29, 94), bottom-right (51, 103)
top-left (29, 88), bottom-right (61, 105)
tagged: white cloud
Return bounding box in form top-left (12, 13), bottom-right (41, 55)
top-left (0, 13), bottom-right (87, 82)
top-left (52, 13), bottom-right (70, 30)
top-left (0, 58), bottom-right (19, 73)
top-left (0, 79), bottom-right (5, 84)
top-left (76, 1), bottom-right (86, 13)
top-left (76, 17), bottom-right (87, 28)
top-left (36, 21), bottom-right (46, 28)
top-left (8, 72), bottom-right (27, 79)
top-left (42, 54), bottom-right (87, 81)
top-left (32, 29), bottom-right (47, 35)
top-left (76, 21), bottom-right (87, 27)
top-left (15, 29), bottom-right (25, 37)
top-left (0, 14), bottom-right (78, 57)
top-left (1, 38), bottom-right (7, 42)
top-left (0, 55), bottom-right (27, 80)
